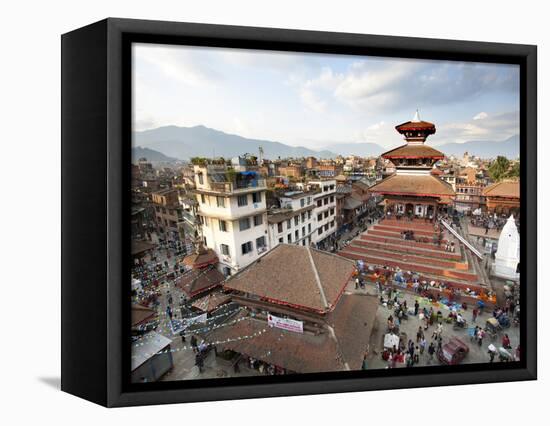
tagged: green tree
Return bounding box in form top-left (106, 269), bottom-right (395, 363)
top-left (507, 161), bottom-right (520, 179)
top-left (488, 156), bottom-right (510, 182)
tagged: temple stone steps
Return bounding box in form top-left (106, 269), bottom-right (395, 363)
top-left (379, 219), bottom-right (439, 232)
top-left (340, 248), bottom-right (479, 282)
top-left (345, 244), bottom-right (470, 270)
top-left (374, 224), bottom-right (439, 237)
top-left (352, 237), bottom-right (462, 261)
top-left (359, 234), bottom-right (453, 253)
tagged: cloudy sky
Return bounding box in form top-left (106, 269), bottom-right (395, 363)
top-left (133, 43), bottom-right (519, 150)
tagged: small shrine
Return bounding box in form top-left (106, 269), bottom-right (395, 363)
top-left (493, 215), bottom-right (520, 280)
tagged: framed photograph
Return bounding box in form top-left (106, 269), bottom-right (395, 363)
top-left (61, 18), bottom-right (536, 407)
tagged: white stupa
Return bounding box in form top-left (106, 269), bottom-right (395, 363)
top-left (493, 215), bottom-right (520, 280)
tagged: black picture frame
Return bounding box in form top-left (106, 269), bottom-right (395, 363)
top-left (61, 18), bottom-right (537, 407)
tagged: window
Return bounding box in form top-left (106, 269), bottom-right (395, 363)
top-left (317, 200), bottom-right (322, 207)
top-left (239, 217), bottom-right (251, 231)
top-left (287, 234), bottom-right (292, 243)
top-left (300, 198), bottom-right (305, 207)
top-left (278, 237), bottom-right (284, 243)
top-left (219, 220), bottom-right (227, 232)
top-left (308, 210), bottom-right (312, 220)
top-left (286, 219), bottom-right (292, 229)
top-left (308, 224), bottom-right (311, 233)
top-left (220, 244), bottom-right (230, 256)
top-left (329, 185), bottom-right (335, 190)
top-left (324, 211), bottom-right (328, 219)
top-left (277, 222), bottom-right (283, 233)
top-left (323, 185), bottom-right (329, 192)
top-left (223, 267), bottom-right (231, 277)
top-left (323, 198), bottom-right (328, 205)
top-left (317, 214), bottom-right (322, 221)
top-left (294, 216), bottom-right (299, 226)
top-left (307, 197), bottom-right (311, 205)
top-left (302, 226), bottom-right (305, 237)
top-left (256, 236), bottom-right (266, 248)
top-left (301, 212), bottom-right (306, 222)
top-left (198, 173), bottom-right (204, 185)
top-left (216, 196), bottom-right (225, 207)
top-left (324, 224), bottom-right (329, 231)
top-left (253, 215), bottom-right (263, 226)
top-left (295, 230), bottom-right (299, 239)
top-left (241, 241), bottom-right (253, 254)
top-left (330, 196), bottom-right (334, 203)
top-left (318, 228), bottom-right (322, 235)
top-left (237, 194), bottom-right (248, 207)
top-left (200, 194), bottom-right (206, 204)
top-left (252, 192), bottom-right (262, 203)
top-left (330, 208), bottom-right (335, 215)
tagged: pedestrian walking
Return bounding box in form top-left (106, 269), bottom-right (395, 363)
top-left (428, 342), bottom-right (435, 362)
top-left (419, 337), bottom-right (426, 354)
top-left (488, 344), bottom-right (497, 363)
top-left (416, 326), bottom-right (423, 343)
top-left (414, 300), bottom-right (419, 316)
top-left (179, 330), bottom-right (186, 343)
top-left (502, 334), bottom-right (512, 349)
top-left (195, 353), bottom-right (204, 373)
top-left (190, 335), bottom-right (198, 353)
top-left (472, 307), bottom-right (479, 322)
top-left (362, 353), bottom-right (369, 370)
top-left (477, 328), bottom-right (484, 347)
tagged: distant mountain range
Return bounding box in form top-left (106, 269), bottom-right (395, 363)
top-left (132, 146), bottom-right (177, 163)
top-left (133, 125), bottom-right (520, 162)
top-left (134, 125), bottom-right (338, 161)
top-left (433, 135), bottom-right (520, 159)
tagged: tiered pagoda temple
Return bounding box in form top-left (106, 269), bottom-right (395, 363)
top-left (370, 111), bottom-right (455, 219)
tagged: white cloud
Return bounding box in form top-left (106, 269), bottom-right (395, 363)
top-left (473, 111), bottom-right (489, 120)
top-left (300, 88), bottom-right (327, 113)
top-left (298, 59), bottom-right (519, 114)
top-left (134, 44), bottom-right (221, 88)
top-left (367, 121), bottom-right (386, 131)
top-left (436, 111), bottom-right (519, 144)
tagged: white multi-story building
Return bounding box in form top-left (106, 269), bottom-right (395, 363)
top-left (193, 164), bottom-right (268, 276)
top-left (308, 179), bottom-right (337, 249)
top-left (267, 190), bottom-right (317, 248)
